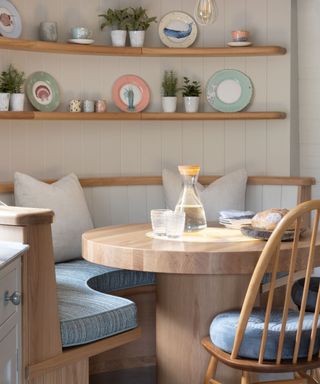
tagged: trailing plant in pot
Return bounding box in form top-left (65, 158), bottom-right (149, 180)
top-left (98, 8), bottom-right (129, 47)
top-left (161, 70), bottom-right (178, 113)
top-left (0, 64), bottom-right (25, 111)
top-left (182, 76), bottom-right (201, 113)
top-left (127, 7), bottom-right (157, 47)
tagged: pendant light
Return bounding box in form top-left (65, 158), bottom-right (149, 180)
top-left (194, 0), bottom-right (218, 25)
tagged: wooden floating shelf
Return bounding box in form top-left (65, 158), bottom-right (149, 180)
top-left (0, 37), bottom-right (286, 57)
top-left (0, 111), bottom-right (286, 121)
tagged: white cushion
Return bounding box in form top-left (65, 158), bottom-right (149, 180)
top-left (14, 172), bottom-right (93, 263)
top-left (162, 168), bottom-right (248, 221)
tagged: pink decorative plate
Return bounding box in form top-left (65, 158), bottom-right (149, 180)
top-left (112, 75), bottom-right (150, 113)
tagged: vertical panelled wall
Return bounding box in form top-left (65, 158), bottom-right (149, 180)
top-left (0, 1), bottom-right (292, 181)
top-left (298, 0), bottom-right (320, 199)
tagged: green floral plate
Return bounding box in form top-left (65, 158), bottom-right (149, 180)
top-left (25, 71), bottom-right (60, 112)
top-left (206, 69), bottom-right (253, 112)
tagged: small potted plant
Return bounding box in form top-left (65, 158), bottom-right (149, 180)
top-left (182, 76), bottom-right (201, 113)
top-left (0, 64), bottom-right (25, 111)
top-left (98, 8), bottom-right (129, 47)
top-left (161, 70), bottom-right (178, 113)
top-left (127, 7), bottom-right (157, 47)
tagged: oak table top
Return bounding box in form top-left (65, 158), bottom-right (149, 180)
top-left (82, 223), bottom-right (319, 275)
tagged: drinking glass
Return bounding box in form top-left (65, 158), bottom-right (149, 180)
top-left (166, 211), bottom-right (186, 238)
top-left (151, 209), bottom-right (171, 236)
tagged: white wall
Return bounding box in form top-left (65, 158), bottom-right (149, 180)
top-left (298, 0), bottom-right (320, 199)
top-left (0, 0), bottom-right (293, 186)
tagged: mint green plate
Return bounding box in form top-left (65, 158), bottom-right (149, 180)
top-left (206, 69), bottom-right (253, 112)
top-left (26, 71), bottom-right (60, 112)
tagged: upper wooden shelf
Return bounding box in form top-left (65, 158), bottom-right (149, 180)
top-left (0, 37), bottom-right (286, 57)
top-left (0, 111), bottom-right (286, 121)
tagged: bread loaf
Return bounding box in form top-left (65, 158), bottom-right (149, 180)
top-left (251, 208), bottom-right (289, 231)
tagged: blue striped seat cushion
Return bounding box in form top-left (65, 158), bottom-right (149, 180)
top-left (55, 259), bottom-right (156, 347)
top-left (210, 308), bottom-right (320, 360)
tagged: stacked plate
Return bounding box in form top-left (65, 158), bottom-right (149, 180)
top-left (219, 210), bottom-right (255, 229)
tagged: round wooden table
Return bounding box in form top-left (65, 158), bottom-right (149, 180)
top-left (82, 224), bottom-right (320, 384)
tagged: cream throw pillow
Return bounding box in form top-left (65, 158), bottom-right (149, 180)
top-left (162, 168), bottom-right (248, 221)
top-left (14, 172), bottom-right (94, 263)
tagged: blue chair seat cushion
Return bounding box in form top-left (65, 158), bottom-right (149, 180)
top-left (292, 277), bottom-right (320, 312)
top-left (55, 259), bottom-right (155, 347)
top-left (210, 308), bottom-right (320, 360)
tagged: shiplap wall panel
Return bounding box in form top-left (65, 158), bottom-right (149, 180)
top-left (281, 186), bottom-right (298, 208)
top-left (245, 185), bottom-right (263, 213)
top-left (128, 186), bottom-right (148, 223)
top-left (121, 123), bottom-right (142, 174)
top-left (146, 185), bottom-right (166, 214)
top-left (203, 123), bottom-right (225, 175)
top-left (261, 185), bottom-right (282, 210)
top-left (100, 123), bottom-right (122, 175)
top-left (298, 0), bottom-right (320, 199)
top-left (0, 0), bottom-right (294, 224)
top-left (225, 122), bottom-right (246, 172)
top-left (141, 124), bottom-right (162, 174)
top-left (245, 121), bottom-right (267, 175)
top-left (161, 123), bottom-right (183, 168)
top-left (108, 187), bottom-right (129, 225)
top-left (182, 122), bottom-right (204, 165)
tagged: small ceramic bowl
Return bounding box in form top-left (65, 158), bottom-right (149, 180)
top-left (231, 30), bottom-right (249, 42)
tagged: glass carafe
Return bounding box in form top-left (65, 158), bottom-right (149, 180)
top-left (174, 165), bottom-right (207, 231)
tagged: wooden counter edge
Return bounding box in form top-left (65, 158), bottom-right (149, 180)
top-left (0, 206), bottom-right (54, 225)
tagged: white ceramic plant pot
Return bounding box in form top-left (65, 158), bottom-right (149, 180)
top-left (129, 30), bottom-right (145, 47)
top-left (111, 30), bottom-right (127, 47)
top-left (0, 93), bottom-right (10, 111)
top-left (162, 96), bottom-right (177, 113)
top-left (184, 96), bottom-right (200, 113)
top-left (10, 93), bottom-right (25, 111)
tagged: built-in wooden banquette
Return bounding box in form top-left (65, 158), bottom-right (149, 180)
top-left (0, 174), bottom-right (315, 384)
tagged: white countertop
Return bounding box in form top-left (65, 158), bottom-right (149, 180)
top-left (0, 241), bottom-right (29, 269)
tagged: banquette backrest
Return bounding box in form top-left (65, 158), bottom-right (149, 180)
top-left (0, 175), bottom-right (315, 227)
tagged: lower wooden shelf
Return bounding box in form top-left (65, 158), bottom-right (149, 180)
top-left (0, 111), bottom-right (286, 121)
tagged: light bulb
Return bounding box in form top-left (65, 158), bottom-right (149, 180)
top-left (194, 0), bottom-right (218, 25)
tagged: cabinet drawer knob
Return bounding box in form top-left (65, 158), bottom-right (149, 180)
top-left (5, 291), bottom-right (21, 306)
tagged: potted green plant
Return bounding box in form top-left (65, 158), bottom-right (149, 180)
top-left (161, 70), bottom-right (178, 113)
top-left (98, 8), bottom-right (129, 47)
top-left (127, 7), bottom-right (157, 47)
top-left (181, 76), bottom-right (201, 113)
top-left (0, 64), bottom-right (25, 111)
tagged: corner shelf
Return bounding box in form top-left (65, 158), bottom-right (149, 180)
top-left (0, 37), bottom-right (286, 57)
top-left (0, 111), bottom-right (286, 121)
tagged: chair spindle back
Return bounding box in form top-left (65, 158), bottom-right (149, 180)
top-left (231, 200), bottom-right (320, 365)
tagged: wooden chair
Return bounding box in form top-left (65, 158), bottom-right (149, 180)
top-left (202, 200), bottom-right (320, 384)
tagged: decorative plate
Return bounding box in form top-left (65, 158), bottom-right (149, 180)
top-left (25, 71), bottom-right (60, 112)
top-left (158, 11), bottom-right (197, 48)
top-left (206, 69), bottom-right (253, 112)
top-left (112, 75), bottom-right (150, 113)
top-left (0, 0), bottom-right (22, 38)
top-left (68, 38), bottom-right (95, 45)
top-left (240, 225), bottom-right (303, 242)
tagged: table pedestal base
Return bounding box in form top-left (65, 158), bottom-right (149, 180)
top-left (156, 273), bottom-right (251, 384)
